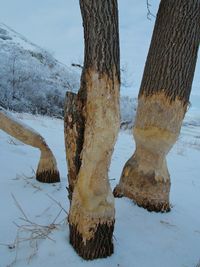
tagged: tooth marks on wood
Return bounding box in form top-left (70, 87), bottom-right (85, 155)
top-left (69, 221), bottom-right (114, 260)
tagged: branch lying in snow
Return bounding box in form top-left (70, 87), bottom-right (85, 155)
top-left (45, 193), bottom-right (68, 215)
top-left (19, 171), bottom-right (68, 215)
top-left (0, 193), bottom-right (67, 266)
top-left (20, 172), bottom-right (43, 193)
top-left (160, 220), bottom-right (176, 227)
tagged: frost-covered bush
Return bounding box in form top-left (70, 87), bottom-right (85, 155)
top-left (0, 23), bottom-right (137, 125)
top-left (0, 23), bottom-right (79, 118)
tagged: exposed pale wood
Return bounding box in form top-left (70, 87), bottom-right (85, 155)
top-left (68, 69), bottom-right (120, 259)
top-left (0, 107), bottom-right (60, 183)
top-left (114, 0), bottom-right (200, 212)
top-left (114, 93), bottom-right (186, 211)
top-left (67, 0), bottom-right (120, 259)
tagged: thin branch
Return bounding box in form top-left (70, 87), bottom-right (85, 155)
top-left (146, 0), bottom-right (156, 20)
top-left (52, 208), bottom-right (63, 224)
top-left (71, 63), bottom-right (83, 69)
top-left (5, 193), bottom-right (66, 265)
top-left (11, 193), bottom-right (29, 221)
top-left (45, 193), bottom-right (68, 215)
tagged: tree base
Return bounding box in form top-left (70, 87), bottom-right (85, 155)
top-left (69, 221), bottom-right (114, 260)
top-left (36, 170), bottom-right (60, 183)
top-left (114, 185), bottom-right (170, 212)
top-left (113, 155), bottom-right (171, 213)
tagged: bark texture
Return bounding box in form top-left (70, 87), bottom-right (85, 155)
top-left (114, 0), bottom-right (200, 212)
top-left (0, 107), bottom-right (60, 183)
top-left (64, 92), bottom-right (84, 200)
top-left (69, 221), bottom-right (114, 259)
top-left (67, 0), bottom-right (120, 259)
top-left (139, 0), bottom-right (200, 105)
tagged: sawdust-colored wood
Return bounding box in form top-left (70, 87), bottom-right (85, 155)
top-left (0, 107), bottom-right (60, 183)
top-left (66, 0), bottom-right (120, 259)
top-left (114, 0), bottom-right (199, 212)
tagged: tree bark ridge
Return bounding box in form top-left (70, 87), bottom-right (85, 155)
top-left (139, 0), bottom-right (200, 105)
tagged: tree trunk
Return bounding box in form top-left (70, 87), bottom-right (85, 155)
top-left (0, 107), bottom-right (60, 183)
top-left (114, 0), bottom-right (200, 212)
top-left (67, 0), bottom-right (120, 259)
top-left (64, 91), bottom-right (84, 200)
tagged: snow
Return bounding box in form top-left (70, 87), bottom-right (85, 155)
top-left (0, 108), bottom-right (40, 135)
top-left (0, 113), bottom-right (200, 267)
top-left (0, 22), bottom-right (80, 116)
top-left (0, 1), bottom-right (200, 266)
top-left (0, 22), bottom-right (137, 123)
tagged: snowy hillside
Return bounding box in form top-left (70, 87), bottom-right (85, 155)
top-left (0, 112), bottom-right (200, 267)
top-left (0, 23), bottom-right (79, 117)
top-left (0, 23), bottom-right (137, 124)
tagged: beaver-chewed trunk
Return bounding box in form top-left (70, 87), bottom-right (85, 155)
top-left (64, 91), bottom-right (84, 200)
top-left (0, 107), bottom-right (60, 183)
top-left (67, 0), bottom-right (120, 259)
top-left (114, 0), bottom-right (200, 212)
top-left (114, 93), bottom-right (186, 212)
top-left (68, 70), bottom-right (120, 259)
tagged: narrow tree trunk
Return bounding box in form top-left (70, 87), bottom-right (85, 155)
top-left (114, 0), bottom-right (200, 212)
top-left (0, 107), bottom-right (60, 183)
top-left (67, 0), bottom-right (120, 259)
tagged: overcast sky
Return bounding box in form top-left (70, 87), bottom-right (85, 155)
top-left (0, 0), bottom-right (199, 97)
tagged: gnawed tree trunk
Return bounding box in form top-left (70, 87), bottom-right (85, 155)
top-left (64, 91), bottom-right (84, 200)
top-left (0, 107), bottom-right (60, 183)
top-left (67, 0), bottom-right (120, 259)
top-left (114, 0), bottom-right (200, 212)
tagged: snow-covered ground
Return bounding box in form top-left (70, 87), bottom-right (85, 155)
top-left (0, 1), bottom-right (200, 266)
top-left (0, 112), bottom-right (199, 267)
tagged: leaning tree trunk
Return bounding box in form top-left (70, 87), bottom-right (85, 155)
top-left (67, 0), bottom-right (120, 260)
top-left (114, 0), bottom-right (200, 212)
top-left (0, 107), bottom-right (60, 183)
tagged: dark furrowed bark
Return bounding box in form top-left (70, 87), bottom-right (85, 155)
top-left (69, 221), bottom-right (114, 260)
top-left (79, 0), bottom-right (120, 82)
top-left (36, 170), bottom-right (60, 183)
top-left (139, 0), bottom-right (200, 105)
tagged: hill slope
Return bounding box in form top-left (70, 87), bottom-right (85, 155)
top-left (0, 23), bottom-right (79, 117)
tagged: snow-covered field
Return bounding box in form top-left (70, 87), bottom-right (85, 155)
top-left (0, 112), bottom-right (200, 267)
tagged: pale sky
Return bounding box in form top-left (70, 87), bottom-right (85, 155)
top-left (0, 0), bottom-right (199, 97)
